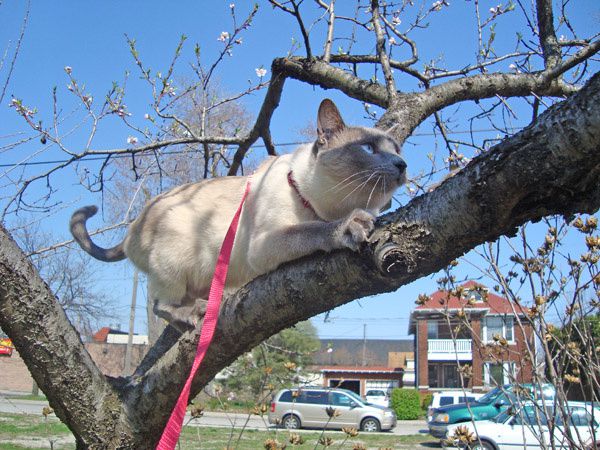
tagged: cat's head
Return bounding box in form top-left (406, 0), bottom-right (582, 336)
top-left (311, 99), bottom-right (407, 216)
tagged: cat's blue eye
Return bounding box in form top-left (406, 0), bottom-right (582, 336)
top-left (362, 144), bottom-right (377, 154)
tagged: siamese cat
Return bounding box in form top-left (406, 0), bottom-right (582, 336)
top-left (70, 99), bottom-right (407, 331)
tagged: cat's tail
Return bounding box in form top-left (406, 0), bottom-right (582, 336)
top-left (70, 206), bottom-right (127, 262)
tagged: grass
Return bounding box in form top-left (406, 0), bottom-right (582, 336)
top-left (3, 395), bottom-right (46, 402)
top-left (0, 412), bottom-right (437, 449)
top-left (0, 413), bottom-right (73, 449)
top-left (179, 427), bottom-right (435, 449)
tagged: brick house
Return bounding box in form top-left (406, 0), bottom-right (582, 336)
top-left (408, 281), bottom-right (534, 393)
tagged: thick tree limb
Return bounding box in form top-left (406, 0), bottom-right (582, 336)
top-left (123, 71), bottom-right (600, 446)
top-left (0, 227), bottom-right (130, 448)
top-left (274, 55), bottom-right (596, 144)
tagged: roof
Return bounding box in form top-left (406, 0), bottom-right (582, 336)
top-left (312, 339), bottom-right (413, 367)
top-left (91, 327), bottom-right (129, 342)
top-left (408, 281), bottom-right (529, 334)
top-left (318, 365), bottom-right (404, 374)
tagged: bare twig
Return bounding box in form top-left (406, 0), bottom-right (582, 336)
top-left (0, 0), bottom-right (29, 105)
top-left (370, 0), bottom-right (397, 99)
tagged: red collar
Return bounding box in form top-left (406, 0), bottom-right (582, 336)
top-left (287, 171), bottom-right (317, 216)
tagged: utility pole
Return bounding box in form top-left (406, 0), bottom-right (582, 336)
top-left (362, 323), bottom-right (367, 366)
top-left (124, 268), bottom-right (138, 375)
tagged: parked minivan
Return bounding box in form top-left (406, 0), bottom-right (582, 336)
top-left (269, 387), bottom-right (397, 432)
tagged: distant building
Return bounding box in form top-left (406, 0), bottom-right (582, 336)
top-left (408, 281), bottom-right (534, 393)
top-left (88, 327), bottom-right (149, 376)
top-left (310, 339), bottom-right (414, 396)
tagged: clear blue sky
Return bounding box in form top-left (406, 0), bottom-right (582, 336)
top-left (1, 1), bottom-right (598, 340)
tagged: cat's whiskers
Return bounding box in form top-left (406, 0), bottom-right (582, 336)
top-left (339, 171), bottom-right (379, 204)
top-left (326, 170), bottom-right (373, 193)
top-left (366, 175), bottom-right (382, 210)
top-left (328, 172), bottom-right (375, 198)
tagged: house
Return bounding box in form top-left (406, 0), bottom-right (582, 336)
top-left (88, 327), bottom-right (148, 376)
top-left (408, 281), bottom-right (534, 393)
top-left (310, 339), bottom-right (414, 396)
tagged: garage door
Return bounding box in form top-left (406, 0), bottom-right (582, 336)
top-left (365, 380), bottom-right (398, 391)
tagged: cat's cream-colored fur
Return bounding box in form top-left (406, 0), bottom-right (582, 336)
top-left (70, 99), bottom-right (406, 330)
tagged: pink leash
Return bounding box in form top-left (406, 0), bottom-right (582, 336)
top-left (156, 179), bottom-right (251, 450)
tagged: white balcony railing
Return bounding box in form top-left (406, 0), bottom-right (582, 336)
top-left (427, 339), bottom-right (472, 361)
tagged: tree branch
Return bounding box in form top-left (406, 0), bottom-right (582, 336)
top-left (370, 0), bottom-right (397, 98)
top-left (536, 0), bottom-right (561, 69)
top-left (227, 68), bottom-right (287, 176)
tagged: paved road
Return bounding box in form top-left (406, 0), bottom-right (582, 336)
top-left (0, 395), bottom-right (429, 437)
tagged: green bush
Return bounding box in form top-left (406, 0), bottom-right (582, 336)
top-left (421, 392), bottom-right (433, 410)
top-left (390, 388), bottom-right (422, 420)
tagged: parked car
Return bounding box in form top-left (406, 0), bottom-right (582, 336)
top-left (427, 391), bottom-right (485, 422)
top-left (365, 389), bottom-right (389, 407)
top-left (442, 401), bottom-right (600, 449)
top-left (269, 387), bottom-right (397, 432)
top-left (428, 384), bottom-right (555, 439)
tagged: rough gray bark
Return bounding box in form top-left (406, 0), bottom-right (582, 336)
top-left (1, 71), bottom-right (598, 448)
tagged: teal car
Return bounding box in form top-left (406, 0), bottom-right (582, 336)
top-left (428, 384), bottom-right (555, 439)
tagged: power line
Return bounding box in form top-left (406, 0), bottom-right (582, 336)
top-left (0, 126), bottom-right (522, 169)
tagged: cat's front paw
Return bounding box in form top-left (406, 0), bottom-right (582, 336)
top-left (334, 209), bottom-right (376, 251)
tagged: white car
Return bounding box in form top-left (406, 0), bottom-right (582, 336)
top-left (443, 401), bottom-right (599, 450)
top-left (364, 389), bottom-right (389, 407)
top-left (427, 390), bottom-right (485, 422)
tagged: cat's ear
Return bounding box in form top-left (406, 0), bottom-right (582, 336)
top-left (317, 99), bottom-right (345, 148)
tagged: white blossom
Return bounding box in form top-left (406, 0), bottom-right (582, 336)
top-left (392, 16), bottom-right (401, 25)
top-left (432, 1), bottom-right (443, 11)
top-left (229, 3), bottom-right (235, 8)
top-left (389, 37), bottom-right (397, 45)
top-left (218, 31), bottom-right (230, 42)
top-left (64, 66), bottom-right (72, 74)
top-left (127, 136), bottom-right (138, 145)
top-left (255, 67), bottom-right (267, 78)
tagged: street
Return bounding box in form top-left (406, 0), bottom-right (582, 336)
top-left (0, 395), bottom-right (428, 436)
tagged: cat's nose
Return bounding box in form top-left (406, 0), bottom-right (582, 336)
top-left (394, 159), bottom-right (407, 172)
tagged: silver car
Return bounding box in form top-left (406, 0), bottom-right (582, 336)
top-left (268, 387), bottom-right (397, 432)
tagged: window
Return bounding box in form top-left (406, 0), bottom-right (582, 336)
top-left (484, 362), bottom-right (516, 386)
top-left (484, 315), bottom-right (514, 343)
top-left (560, 407), bottom-right (596, 427)
top-left (443, 365), bottom-right (459, 388)
top-left (462, 288), bottom-right (486, 303)
top-left (489, 363), bottom-right (504, 386)
top-left (331, 392), bottom-right (353, 407)
top-left (439, 396), bottom-right (454, 407)
top-left (428, 365), bottom-right (439, 388)
top-left (428, 321), bottom-right (438, 339)
top-left (511, 405), bottom-right (550, 426)
top-left (303, 391), bottom-right (329, 405)
top-left (279, 391), bottom-right (293, 402)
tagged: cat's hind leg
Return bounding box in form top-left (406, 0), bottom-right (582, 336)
top-left (149, 278), bottom-right (208, 332)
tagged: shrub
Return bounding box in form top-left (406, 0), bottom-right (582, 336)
top-left (390, 388), bottom-right (421, 420)
top-left (421, 392), bottom-right (433, 410)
